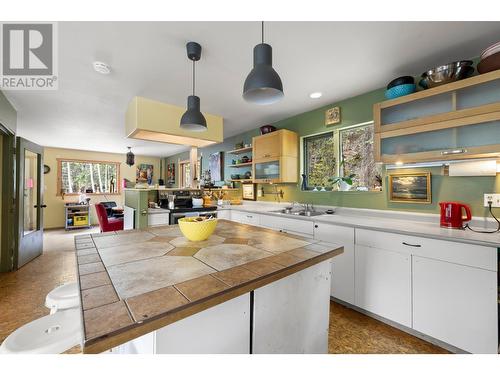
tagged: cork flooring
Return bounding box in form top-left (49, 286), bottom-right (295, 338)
top-left (0, 226), bottom-right (447, 354)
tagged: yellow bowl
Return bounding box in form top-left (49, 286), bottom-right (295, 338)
top-left (178, 217), bottom-right (218, 242)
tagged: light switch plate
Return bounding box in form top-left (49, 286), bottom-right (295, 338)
top-left (484, 194), bottom-right (500, 207)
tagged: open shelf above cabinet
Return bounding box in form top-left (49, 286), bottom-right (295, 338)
top-left (374, 69), bottom-right (500, 163)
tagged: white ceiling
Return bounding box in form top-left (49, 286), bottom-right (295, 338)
top-left (6, 21), bottom-right (500, 157)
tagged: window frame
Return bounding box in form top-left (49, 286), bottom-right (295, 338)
top-left (300, 120), bottom-right (376, 191)
top-left (56, 158), bottom-right (121, 196)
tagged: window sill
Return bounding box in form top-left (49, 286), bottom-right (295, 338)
top-left (301, 189), bottom-right (383, 194)
top-left (58, 192), bottom-right (121, 196)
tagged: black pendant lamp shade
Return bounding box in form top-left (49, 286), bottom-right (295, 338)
top-left (180, 42), bottom-right (207, 132)
top-left (126, 147), bottom-right (135, 167)
top-left (243, 22), bottom-right (284, 105)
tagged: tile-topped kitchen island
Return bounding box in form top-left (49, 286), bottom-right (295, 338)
top-left (74, 220), bottom-right (343, 354)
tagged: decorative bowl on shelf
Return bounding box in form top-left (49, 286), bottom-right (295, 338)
top-left (260, 125), bottom-right (276, 134)
top-left (385, 83), bottom-right (416, 99)
top-left (420, 60), bottom-right (474, 88)
top-left (178, 217), bottom-right (218, 242)
top-left (477, 51), bottom-right (500, 74)
top-left (387, 76), bottom-right (414, 89)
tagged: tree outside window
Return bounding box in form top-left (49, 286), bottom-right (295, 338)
top-left (303, 132), bottom-right (336, 189)
top-left (302, 122), bottom-right (382, 191)
top-left (58, 159), bottom-right (119, 195)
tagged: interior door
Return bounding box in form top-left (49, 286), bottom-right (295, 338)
top-left (15, 137), bottom-right (44, 268)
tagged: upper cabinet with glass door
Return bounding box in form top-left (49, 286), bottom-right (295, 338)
top-left (252, 129), bottom-right (299, 183)
top-left (373, 69), bottom-right (500, 163)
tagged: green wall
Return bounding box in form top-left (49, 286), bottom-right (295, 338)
top-left (166, 88), bottom-right (499, 218)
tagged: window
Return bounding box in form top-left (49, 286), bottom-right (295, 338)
top-left (58, 159), bottom-right (120, 195)
top-left (303, 131), bottom-right (335, 188)
top-left (301, 121), bottom-right (382, 191)
top-left (340, 123), bottom-right (382, 190)
top-left (179, 158), bottom-right (201, 188)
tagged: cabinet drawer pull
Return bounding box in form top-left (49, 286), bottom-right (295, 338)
top-left (441, 148), bottom-right (467, 155)
top-left (402, 242), bottom-right (421, 247)
top-left (314, 224), bottom-right (318, 228)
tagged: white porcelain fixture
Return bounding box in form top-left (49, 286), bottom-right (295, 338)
top-left (45, 282), bottom-right (80, 314)
top-left (0, 309), bottom-right (82, 354)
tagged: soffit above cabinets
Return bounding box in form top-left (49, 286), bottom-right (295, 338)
top-left (126, 96), bottom-right (223, 147)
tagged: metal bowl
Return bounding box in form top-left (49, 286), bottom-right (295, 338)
top-left (421, 61), bottom-right (474, 88)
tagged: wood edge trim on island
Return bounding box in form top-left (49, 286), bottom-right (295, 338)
top-left (81, 246), bottom-right (343, 354)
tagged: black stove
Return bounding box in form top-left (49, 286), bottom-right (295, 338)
top-left (169, 205), bottom-right (218, 213)
top-left (158, 190), bottom-right (218, 224)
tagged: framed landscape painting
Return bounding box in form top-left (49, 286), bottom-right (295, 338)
top-left (389, 172), bottom-right (431, 204)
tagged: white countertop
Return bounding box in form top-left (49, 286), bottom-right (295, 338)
top-left (219, 201), bottom-right (500, 248)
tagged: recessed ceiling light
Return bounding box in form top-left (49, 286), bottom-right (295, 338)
top-left (93, 61), bottom-right (111, 75)
top-left (309, 92), bottom-right (322, 99)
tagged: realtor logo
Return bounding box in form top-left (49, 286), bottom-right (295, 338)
top-left (1, 22), bottom-right (58, 90)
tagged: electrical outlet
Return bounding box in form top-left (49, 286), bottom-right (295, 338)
top-left (484, 193), bottom-right (500, 207)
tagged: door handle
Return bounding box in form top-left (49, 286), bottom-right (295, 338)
top-left (141, 210), bottom-right (147, 216)
top-left (402, 242), bottom-right (421, 247)
top-left (34, 204), bottom-right (47, 208)
top-left (314, 224), bottom-right (318, 228)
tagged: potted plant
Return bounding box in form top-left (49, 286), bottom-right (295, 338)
top-left (329, 162), bottom-right (355, 191)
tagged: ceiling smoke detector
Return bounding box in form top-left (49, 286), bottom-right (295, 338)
top-left (93, 61), bottom-right (111, 75)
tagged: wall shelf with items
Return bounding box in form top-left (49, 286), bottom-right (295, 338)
top-left (373, 69), bottom-right (500, 163)
top-left (226, 146), bottom-right (253, 155)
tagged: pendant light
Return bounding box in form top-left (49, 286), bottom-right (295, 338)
top-left (180, 42), bottom-right (207, 132)
top-left (126, 147), bottom-right (135, 166)
top-left (243, 21), bottom-right (284, 105)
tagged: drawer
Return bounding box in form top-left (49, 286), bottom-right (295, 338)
top-left (356, 228), bottom-right (497, 271)
top-left (232, 211), bottom-right (260, 226)
top-left (313, 222), bottom-right (354, 243)
top-left (148, 213), bottom-right (169, 226)
top-left (262, 215), bottom-right (314, 236)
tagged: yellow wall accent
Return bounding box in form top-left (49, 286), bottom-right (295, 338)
top-left (43, 147), bottom-right (161, 229)
top-left (126, 96), bottom-right (223, 146)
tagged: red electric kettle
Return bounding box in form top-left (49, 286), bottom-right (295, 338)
top-left (439, 202), bottom-right (472, 229)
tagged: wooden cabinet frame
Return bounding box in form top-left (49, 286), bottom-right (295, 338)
top-left (374, 69), bottom-right (500, 163)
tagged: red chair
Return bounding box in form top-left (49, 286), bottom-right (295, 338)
top-left (95, 203), bottom-right (123, 232)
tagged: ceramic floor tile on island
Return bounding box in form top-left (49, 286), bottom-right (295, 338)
top-left (78, 261), bottom-right (105, 276)
top-left (106, 255), bottom-right (216, 299)
top-left (241, 258), bottom-right (286, 276)
top-left (126, 286), bottom-right (189, 322)
top-left (174, 274), bottom-right (229, 302)
top-left (212, 265), bottom-right (260, 287)
top-left (194, 243), bottom-right (273, 271)
top-left (98, 241), bottom-right (174, 267)
top-left (79, 271), bottom-right (112, 290)
top-left (266, 253), bottom-right (304, 267)
top-left (82, 284), bottom-right (119, 310)
top-left (83, 301), bottom-right (134, 340)
top-left (92, 231), bottom-right (155, 249)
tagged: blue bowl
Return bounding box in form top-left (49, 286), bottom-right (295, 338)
top-left (385, 83), bottom-right (416, 99)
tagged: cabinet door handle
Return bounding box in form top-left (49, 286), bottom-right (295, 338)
top-left (264, 154), bottom-right (270, 157)
top-left (141, 210), bottom-right (148, 216)
top-left (314, 224), bottom-right (318, 228)
top-left (441, 148), bottom-right (467, 155)
top-left (402, 242), bottom-right (421, 247)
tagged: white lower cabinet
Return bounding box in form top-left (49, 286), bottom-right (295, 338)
top-left (412, 256), bottom-right (498, 353)
top-left (261, 215), bottom-right (314, 237)
top-left (354, 244), bottom-right (412, 327)
top-left (231, 211), bottom-right (261, 226)
top-left (313, 222), bottom-right (355, 304)
top-left (253, 260), bottom-right (331, 353)
top-left (217, 209), bottom-right (231, 220)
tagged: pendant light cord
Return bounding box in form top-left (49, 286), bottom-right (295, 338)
top-left (261, 21), bottom-right (264, 44)
top-left (192, 60), bottom-right (195, 96)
